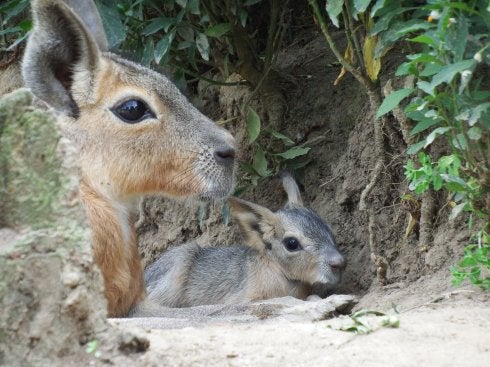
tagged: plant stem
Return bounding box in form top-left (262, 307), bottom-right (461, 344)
top-left (307, 0), bottom-right (374, 91)
top-left (344, 0), bottom-right (365, 73)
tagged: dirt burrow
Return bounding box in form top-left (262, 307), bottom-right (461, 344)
top-left (0, 25), bottom-right (485, 367)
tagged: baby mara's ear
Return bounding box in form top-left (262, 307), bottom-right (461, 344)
top-left (280, 171), bottom-right (303, 208)
top-left (228, 197), bottom-right (282, 252)
top-left (22, 0), bottom-right (107, 117)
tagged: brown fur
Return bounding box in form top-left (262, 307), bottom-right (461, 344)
top-left (23, 0), bottom-right (236, 317)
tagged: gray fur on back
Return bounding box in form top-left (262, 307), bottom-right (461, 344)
top-left (146, 244), bottom-right (253, 307)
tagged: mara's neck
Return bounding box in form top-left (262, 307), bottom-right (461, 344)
top-left (79, 178), bottom-right (145, 317)
top-left (250, 252), bottom-right (310, 300)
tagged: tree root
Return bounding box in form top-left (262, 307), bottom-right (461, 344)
top-left (419, 188), bottom-right (436, 251)
top-left (368, 209), bottom-right (389, 285)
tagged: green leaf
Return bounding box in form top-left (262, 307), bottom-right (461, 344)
top-left (449, 202), bottom-right (466, 220)
top-left (176, 0), bottom-right (187, 7)
top-left (420, 63), bottom-right (442, 77)
top-left (141, 38), bottom-right (155, 66)
top-left (408, 34), bottom-right (437, 47)
top-left (446, 15), bottom-right (468, 62)
top-left (275, 147), bottom-right (311, 160)
top-left (239, 9), bottom-right (248, 27)
top-left (325, 0), bottom-right (344, 28)
top-left (424, 127), bottom-right (452, 148)
top-left (154, 31), bottom-right (175, 64)
top-left (370, 7), bottom-right (411, 35)
top-left (375, 20), bottom-right (433, 57)
top-left (246, 107), bottom-right (261, 144)
top-left (1, 0), bottom-right (29, 24)
top-left (205, 23), bottom-right (231, 38)
top-left (430, 60), bottom-right (475, 89)
top-left (253, 148), bottom-right (269, 177)
top-left (394, 21), bottom-right (433, 36)
top-left (416, 81), bottom-right (435, 97)
top-left (440, 174), bottom-right (468, 191)
top-left (195, 32), bottom-right (210, 61)
top-left (271, 131), bottom-right (295, 146)
top-left (432, 174), bottom-right (443, 191)
top-left (354, 0), bottom-right (371, 13)
top-left (0, 26), bottom-right (22, 36)
top-left (410, 117), bottom-right (441, 135)
top-left (86, 340), bottom-right (98, 354)
top-left (177, 40), bottom-right (194, 50)
top-left (452, 133), bottom-right (468, 150)
top-left (468, 103), bottom-right (490, 126)
top-left (96, 1), bottom-right (126, 49)
top-left (244, 0), bottom-right (263, 5)
top-left (376, 88), bottom-right (414, 118)
top-left (178, 25), bottom-right (194, 41)
top-left (143, 17), bottom-right (175, 35)
top-left (188, 0), bottom-right (200, 14)
top-left (406, 140), bottom-right (426, 155)
top-left (395, 62), bottom-right (411, 76)
top-left (370, 0), bottom-right (386, 17)
top-left (467, 127), bottom-right (482, 140)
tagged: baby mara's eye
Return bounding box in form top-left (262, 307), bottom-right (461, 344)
top-left (112, 99), bottom-right (155, 123)
top-left (283, 237), bottom-right (302, 252)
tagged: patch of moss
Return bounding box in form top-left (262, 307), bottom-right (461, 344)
top-left (0, 90), bottom-right (65, 228)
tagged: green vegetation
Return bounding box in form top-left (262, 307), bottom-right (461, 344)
top-left (0, 0), bottom-right (30, 52)
top-left (312, 0), bottom-right (489, 289)
top-left (377, 0), bottom-right (489, 289)
top-left (328, 308), bottom-right (400, 334)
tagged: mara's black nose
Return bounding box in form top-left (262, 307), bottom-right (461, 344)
top-left (214, 147), bottom-right (235, 166)
top-left (329, 256), bottom-right (346, 271)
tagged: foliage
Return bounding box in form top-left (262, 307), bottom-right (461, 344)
top-left (451, 230), bottom-right (490, 290)
top-left (0, 0), bottom-right (31, 52)
top-left (316, 0), bottom-right (489, 289)
top-left (239, 106), bottom-right (311, 191)
top-left (375, 0), bottom-right (489, 289)
top-left (328, 308), bottom-right (400, 334)
top-left (94, 0), bottom-right (267, 84)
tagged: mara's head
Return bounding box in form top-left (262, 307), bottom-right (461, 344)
top-left (228, 172), bottom-right (345, 289)
top-left (22, 0), bottom-right (235, 200)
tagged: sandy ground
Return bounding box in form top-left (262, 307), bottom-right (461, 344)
top-left (108, 286), bottom-right (489, 367)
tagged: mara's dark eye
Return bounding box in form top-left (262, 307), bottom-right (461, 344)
top-left (112, 99), bottom-right (155, 123)
top-left (283, 237), bottom-right (302, 252)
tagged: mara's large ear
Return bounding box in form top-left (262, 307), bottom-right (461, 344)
top-left (63, 0), bottom-right (108, 51)
top-left (280, 171), bottom-right (303, 208)
top-left (22, 0), bottom-right (107, 117)
top-left (228, 197), bottom-right (282, 252)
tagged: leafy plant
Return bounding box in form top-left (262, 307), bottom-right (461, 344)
top-left (376, 0), bottom-right (489, 289)
top-left (239, 106), bottom-right (311, 191)
top-left (0, 0), bottom-right (31, 52)
top-left (451, 230), bottom-right (490, 289)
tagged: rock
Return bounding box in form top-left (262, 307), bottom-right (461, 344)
top-left (0, 90), bottom-right (146, 367)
